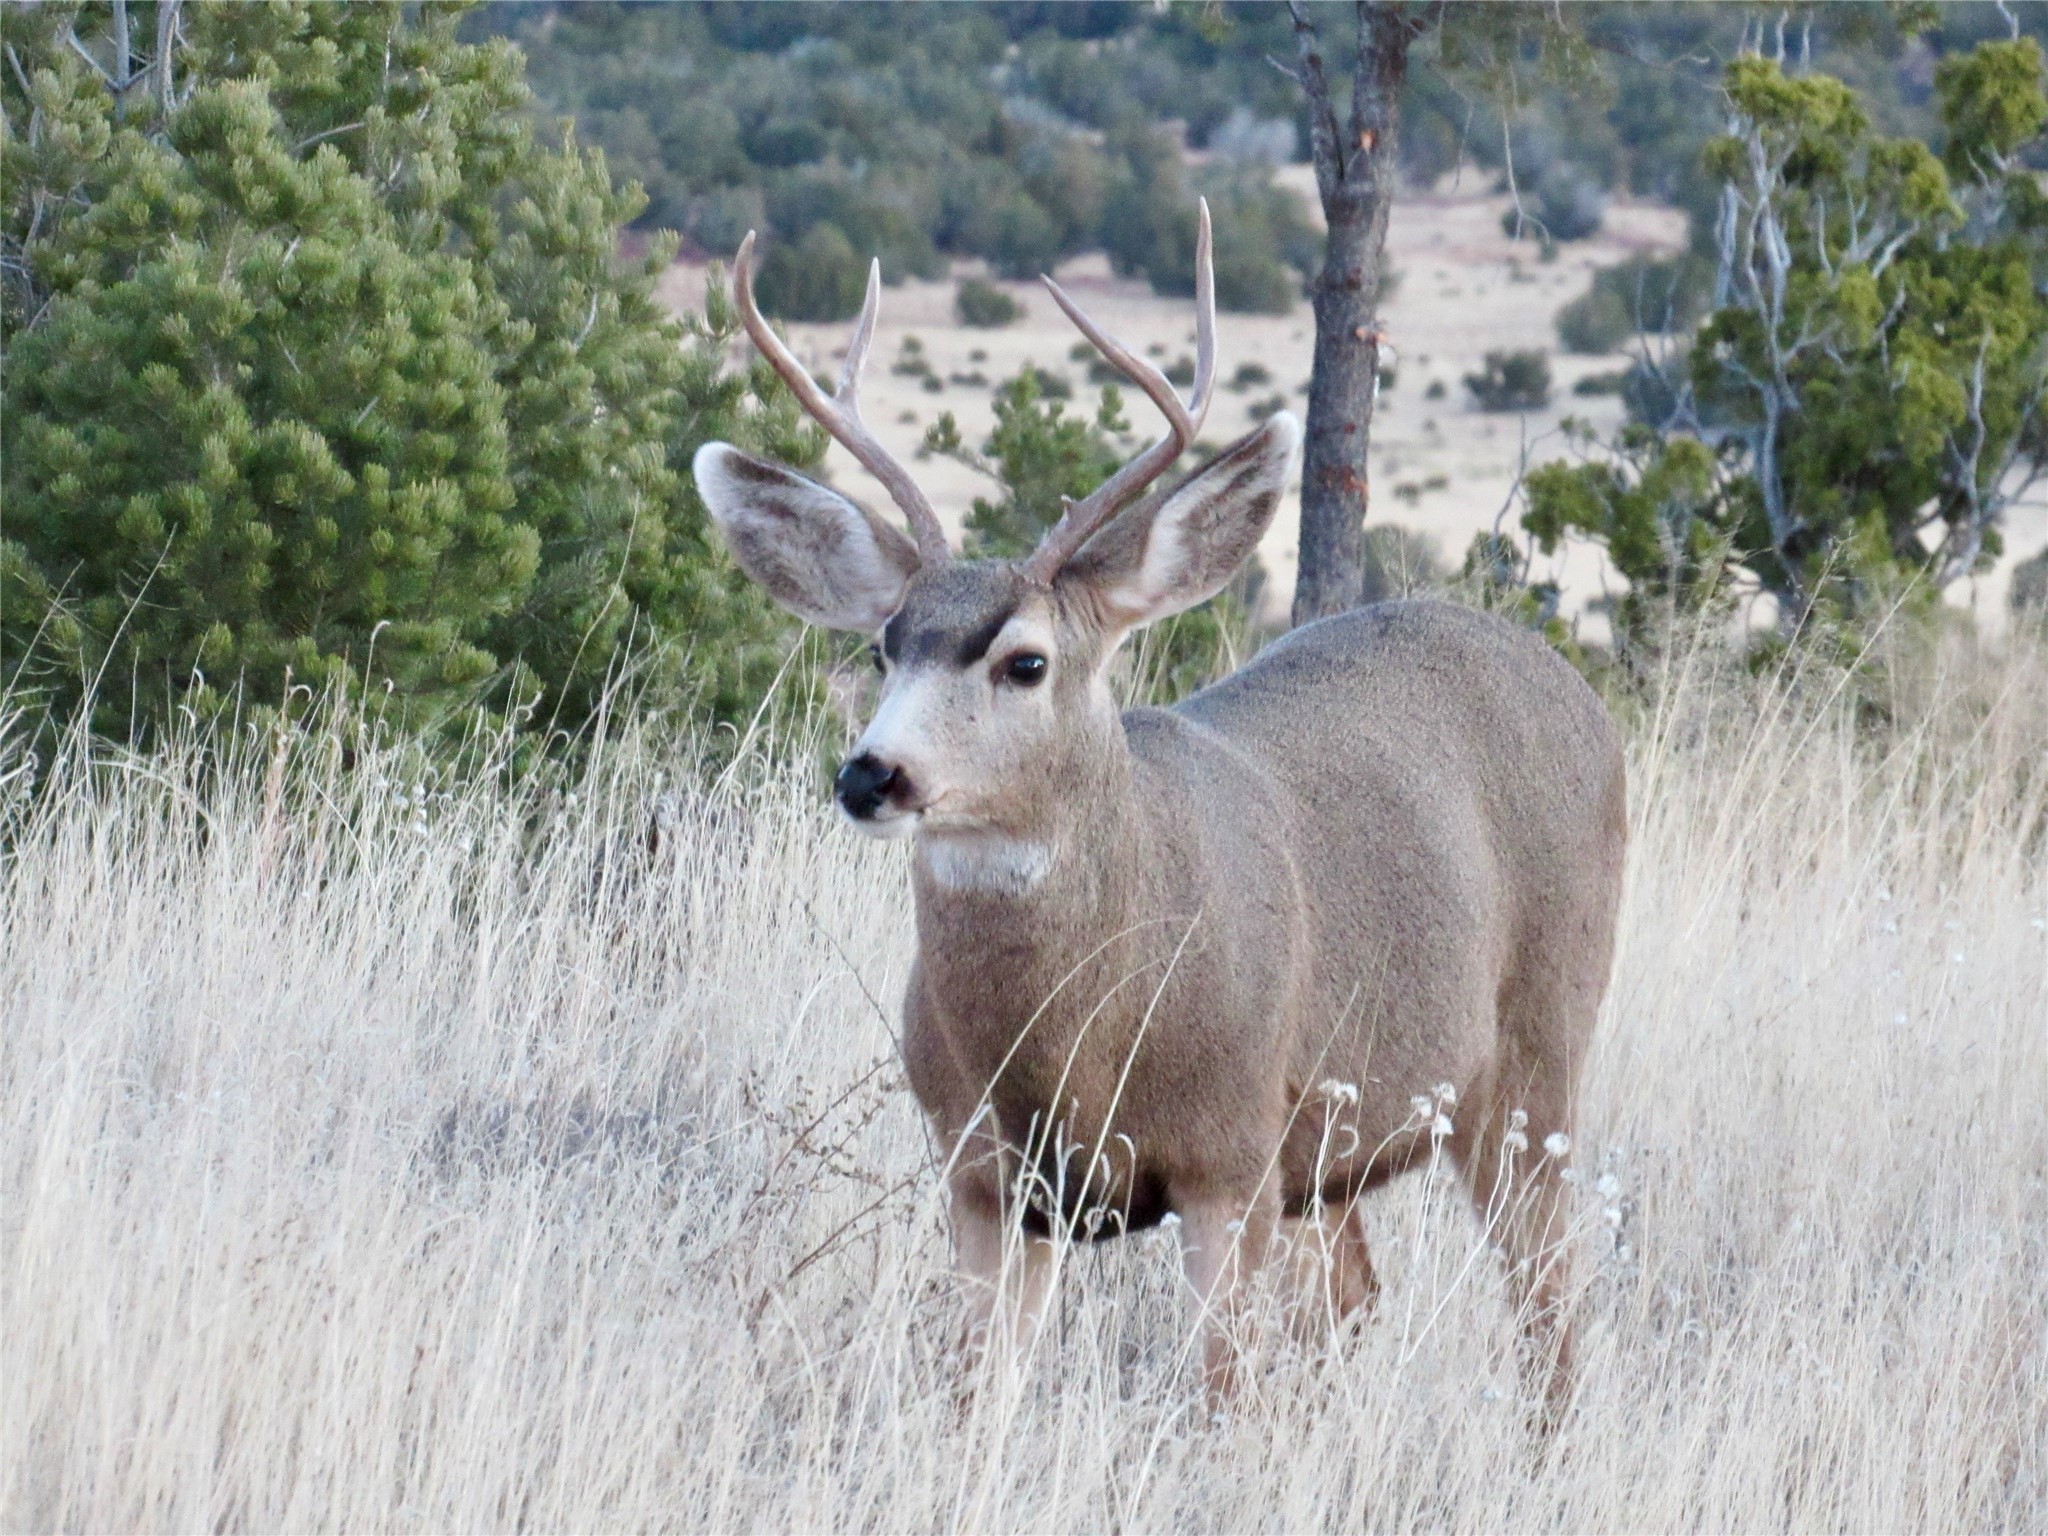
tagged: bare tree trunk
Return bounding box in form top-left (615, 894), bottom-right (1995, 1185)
top-left (1287, 2), bottom-right (1422, 627)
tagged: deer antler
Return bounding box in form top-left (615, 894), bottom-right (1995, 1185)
top-left (1021, 198), bottom-right (1217, 582)
top-left (732, 232), bottom-right (950, 565)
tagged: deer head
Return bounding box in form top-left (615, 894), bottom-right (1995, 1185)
top-left (693, 202), bottom-right (1300, 851)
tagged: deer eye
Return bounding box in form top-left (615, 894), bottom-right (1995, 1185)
top-left (1001, 652), bottom-right (1048, 688)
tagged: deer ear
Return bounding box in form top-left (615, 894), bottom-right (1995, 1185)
top-left (694, 443), bottom-right (920, 632)
top-left (1062, 412), bottom-right (1299, 628)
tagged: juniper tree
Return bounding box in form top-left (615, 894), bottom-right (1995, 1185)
top-left (1498, 36), bottom-right (2047, 653)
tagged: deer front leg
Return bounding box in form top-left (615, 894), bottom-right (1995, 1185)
top-left (1282, 1197), bottom-right (1380, 1344)
top-left (948, 1169), bottom-right (1057, 1378)
top-left (1176, 1183), bottom-right (1280, 1407)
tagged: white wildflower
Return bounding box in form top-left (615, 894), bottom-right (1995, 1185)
top-left (1431, 1113), bottom-right (1454, 1140)
top-left (1410, 1094), bottom-right (1434, 1122)
top-left (1594, 1172), bottom-right (1622, 1199)
top-left (1543, 1131), bottom-right (1571, 1159)
top-left (1433, 1081), bottom-right (1458, 1107)
top-left (1508, 1109), bottom-right (1529, 1131)
top-left (1503, 1130), bottom-right (1529, 1154)
top-left (1318, 1079), bottom-right (1361, 1106)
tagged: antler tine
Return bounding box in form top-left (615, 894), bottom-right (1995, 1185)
top-left (839, 258), bottom-right (882, 402)
top-left (732, 232), bottom-right (950, 564)
top-left (1022, 199), bottom-right (1216, 581)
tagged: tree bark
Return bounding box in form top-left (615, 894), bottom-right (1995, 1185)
top-left (1288, 2), bottom-right (1418, 627)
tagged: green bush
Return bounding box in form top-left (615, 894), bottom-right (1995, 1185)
top-left (1465, 351), bottom-right (1554, 412)
top-left (1, 1), bottom-right (815, 744)
top-left (753, 222), bottom-right (868, 322)
top-left (949, 177), bottom-right (1065, 282)
top-left (768, 170), bottom-right (945, 283)
top-left (1101, 128), bottom-right (1311, 313)
top-left (1501, 162), bottom-right (1606, 243)
top-left (923, 370), bottom-right (1125, 559)
top-left (955, 278), bottom-right (1024, 328)
top-left (1557, 254), bottom-right (1713, 354)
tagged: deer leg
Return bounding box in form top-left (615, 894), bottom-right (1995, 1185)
top-left (1281, 1198), bottom-right (1380, 1345)
top-left (1454, 1090), bottom-right (1579, 1423)
top-left (1328, 1196), bottom-right (1381, 1322)
top-left (948, 1171), bottom-right (1057, 1375)
top-left (1176, 1183), bottom-right (1280, 1407)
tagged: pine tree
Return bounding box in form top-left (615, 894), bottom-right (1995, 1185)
top-left (2, 0), bottom-right (817, 742)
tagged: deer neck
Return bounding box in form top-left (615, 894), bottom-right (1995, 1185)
top-left (910, 712), bottom-right (1141, 918)
top-left (906, 712), bottom-right (1173, 1111)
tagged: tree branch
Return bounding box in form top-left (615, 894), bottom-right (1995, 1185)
top-left (1287, 0), bottom-right (1345, 208)
top-left (62, 24), bottom-right (118, 90)
top-left (154, 0), bottom-right (182, 116)
top-left (292, 120), bottom-right (365, 156)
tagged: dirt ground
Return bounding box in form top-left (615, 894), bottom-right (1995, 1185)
top-left (658, 178), bottom-right (2047, 635)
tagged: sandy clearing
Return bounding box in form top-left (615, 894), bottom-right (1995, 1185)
top-left (658, 181), bottom-right (2047, 635)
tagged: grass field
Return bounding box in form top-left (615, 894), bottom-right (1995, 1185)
top-left (4, 625), bottom-right (2044, 1532)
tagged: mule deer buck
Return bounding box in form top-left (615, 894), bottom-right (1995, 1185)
top-left (694, 203), bottom-right (1626, 1410)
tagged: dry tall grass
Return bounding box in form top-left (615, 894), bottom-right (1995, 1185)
top-left (4, 627), bottom-right (2045, 1532)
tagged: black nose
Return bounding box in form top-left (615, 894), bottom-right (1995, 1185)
top-left (835, 752), bottom-right (902, 820)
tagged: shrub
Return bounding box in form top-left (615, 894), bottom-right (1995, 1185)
top-left (2012, 546), bottom-right (2048, 617)
top-left (687, 186), bottom-right (767, 259)
top-left (923, 370), bottom-right (1124, 558)
top-left (1557, 255), bottom-right (1714, 355)
top-left (955, 278), bottom-right (1023, 328)
top-left (960, 185), bottom-right (1064, 282)
top-left (1503, 162), bottom-right (1606, 243)
top-left (923, 366), bottom-right (1253, 703)
top-left (1496, 42), bottom-right (2048, 640)
top-left (753, 223), bottom-right (868, 322)
top-left (771, 170), bottom-right (946, 283)
top-left (1465, 351), bottom-right (1553, 412)
top-left (1027, 367), bottom-right (1073, 402)
top-left (1102, 127), bottom-right (1311, 313)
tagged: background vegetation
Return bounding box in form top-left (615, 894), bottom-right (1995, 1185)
top-left (6, 1), bottom-right (2043, 751)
